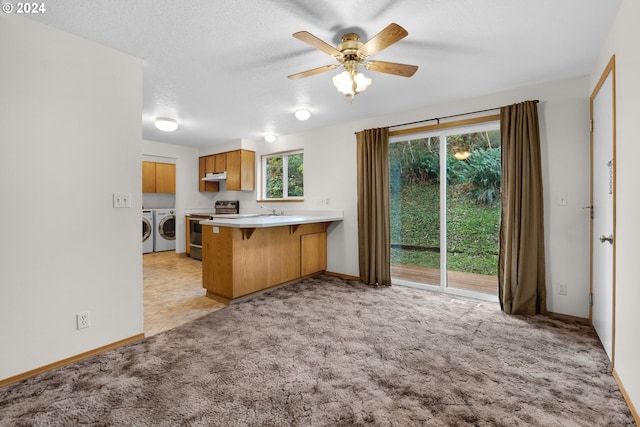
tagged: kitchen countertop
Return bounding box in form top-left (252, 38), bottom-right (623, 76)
top-left (199, 211), bottom-right (343, 228)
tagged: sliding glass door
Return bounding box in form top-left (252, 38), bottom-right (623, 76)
top-left (390, 135), bottom-right (442, 286)
top-left (390, 121), bottom-right (500, 301)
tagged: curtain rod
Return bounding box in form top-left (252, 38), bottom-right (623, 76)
top-left (388, 99), bottom-right (539, 129)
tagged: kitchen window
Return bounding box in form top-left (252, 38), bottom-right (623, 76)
top-left (261, 150), bottom-right (304, 200)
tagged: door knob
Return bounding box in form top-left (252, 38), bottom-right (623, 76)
top-left (599, 234), bottom-right (613, 244)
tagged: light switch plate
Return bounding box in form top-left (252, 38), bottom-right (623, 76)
top-left (559, 193), bottom-right (568, 206)
top-left (113, 192), bottom-right (131, 208)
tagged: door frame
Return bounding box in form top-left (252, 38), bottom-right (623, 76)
top-left (589, 54), bottom-right (616, 366)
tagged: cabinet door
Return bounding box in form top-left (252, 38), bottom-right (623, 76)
top-left (185, 216), bottom-right (191, 256)
top-left (155, 163), bottom-right (176, 193)
top-left (301, 232), bottom-right (327, 276)
top-left (198, 157), bottom-right (206, 192)
top-left (142, 161), bottom-right (156, 193)
top-left (225, 150), bottom-right (241, 191)
top-left (226, 150), bottom-right (255, 191)
top-left (240, 150), bottom-right (255, 191)
top-left (214, 153), bottom-right (226, 173)
top-left (205, 155), bottom-right (215, 174)
top-left (199, 155), bottom-right (219, 192)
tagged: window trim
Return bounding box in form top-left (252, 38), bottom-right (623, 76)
top-left (260, 149), bottom-right (304, 202)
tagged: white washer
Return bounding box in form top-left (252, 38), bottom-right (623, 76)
top-left (142, 209), bottom-right (154, 254)
top-left (153, 209), bottom-right (176, 252)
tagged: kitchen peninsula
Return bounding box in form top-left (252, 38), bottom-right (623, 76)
top-left (200, 212), bottom-right (343, 304)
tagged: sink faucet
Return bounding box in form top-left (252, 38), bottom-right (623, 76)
top-left (260, 204), bottom-right (276, 215)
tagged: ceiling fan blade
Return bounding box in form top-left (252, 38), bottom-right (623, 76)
top-left (359, 23), bottom-right (408, 57)
top-left (292, 31), bottom-right (343, 58)
top-left (288, 64), bottom-right (338, 80)
top-left (366, 60), bottom-right (418, 77)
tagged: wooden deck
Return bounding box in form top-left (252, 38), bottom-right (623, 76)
top-left (391, 263), bottom-right (498, 295)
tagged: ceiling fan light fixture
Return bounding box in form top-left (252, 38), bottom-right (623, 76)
top-left (454, 151), bottom-right (471, 161)
top-left (353, 72), bottom-right (372, 92)
top-left (154, 117), bottom-right (178, 132)
top-left (295, 109), bottom-right (311, 121)
top-left (289, 24), bottom-right (416, 97)
top-left (264, 134), bottom-right (277, 143)
top-left (332, 70), bottom-right (372, 96)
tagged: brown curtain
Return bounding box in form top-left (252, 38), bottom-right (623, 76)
top-left (498, 101), bottom-right (547, 314)
top-left (356, 128), bottom-right (391, 286)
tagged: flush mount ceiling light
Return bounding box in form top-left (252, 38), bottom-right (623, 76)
top-left (295, 109), bottom-right (311, 121)
top-left (264, 134), bottom-right (277, 143)
top-left (154, 117), bottom-right (178, 132)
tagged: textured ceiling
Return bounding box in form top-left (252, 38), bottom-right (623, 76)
top-left (28, 0), bottom-right (621, 148)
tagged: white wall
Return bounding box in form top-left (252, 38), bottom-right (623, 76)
top-left (0, 16), bottom-right (143, 380)
top-left (206, 76), bottom-right (591, 318)
top-left (591, 0), bottom-right (640, 414)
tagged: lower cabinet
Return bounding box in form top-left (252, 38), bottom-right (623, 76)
top-left (301, 232), bottom-right (327, 276)
top-left (185, 216), bottom-right (191, 256)
top-left (202, 223), bottom-right (329, 303)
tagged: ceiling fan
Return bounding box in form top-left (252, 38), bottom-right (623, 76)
top-left (288, 23), bottom-right (418, 97)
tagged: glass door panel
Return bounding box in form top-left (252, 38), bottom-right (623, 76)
top-left (390, 136), bottom-right (441, 286)
top-left (445, 130), bottom-right (500, 295)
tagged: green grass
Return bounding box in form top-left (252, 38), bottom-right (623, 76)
top-left (391, 182), bottom-right (500, 276)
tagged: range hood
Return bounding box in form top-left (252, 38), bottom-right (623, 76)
top-left (201, 171), bottom-right (227, 181)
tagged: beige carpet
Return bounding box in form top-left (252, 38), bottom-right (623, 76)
top-left (0, 274), bottom-right (635, 426)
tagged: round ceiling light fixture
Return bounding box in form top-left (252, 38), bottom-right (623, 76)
top-left (154, 117), bottom-right (178, 132)
top-left (264, 134), bottom-right (277, 143)
top-left (295, 109), bottom-right (311, 121)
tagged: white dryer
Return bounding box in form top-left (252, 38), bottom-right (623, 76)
top-left (153, 209), bottom-right (176, 252)
top-left (142, 210), bottom-right (154, 254)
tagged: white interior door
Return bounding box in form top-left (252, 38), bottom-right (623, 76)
top-left (591, 61), bottom-right (615, 362)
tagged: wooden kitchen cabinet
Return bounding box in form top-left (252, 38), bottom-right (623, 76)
top-left (155, 163), bottom-right (176, 193)
top-left (214, 153), bottom-right (226, 173)
top-left (198, 149), bottom-right (254, 192)
top-left (143, 161), bottom-right (176, 194)
top-left (202, 222), bottom-right (328, 304)
top-left (199, 155), bottom-right (220, 192)
top-left (301, 232), bottom-right (327, 276)
top-left (142, 161), bottom-right (156, 193)
top-left (185, 215), bottom-right (191, 256)
top-left (225, 149), bottom-right (255, 191)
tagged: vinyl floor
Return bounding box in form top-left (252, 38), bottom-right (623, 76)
top-left (143, 251), bottom-right (224, 337)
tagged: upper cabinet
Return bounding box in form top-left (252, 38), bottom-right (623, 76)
top-left (199, 149), bottom-right (255, 192)
top-left (214, 153), bottom-right (226, 173)
top-left (226, 149), bottom-right (255, 191)
top-left (155, 163), bottom-right (176, 193)
top-left (199, 156), bottom-right (219, 192)
top-left (142, 161), bottom-right (156, 193)
top-left (143, 161), bottom-right (176, 194)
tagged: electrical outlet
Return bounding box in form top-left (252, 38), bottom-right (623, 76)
top-left (76, 311), bottom-right (90, 330)
top-left (558, 283), bottom-right (567, 295)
